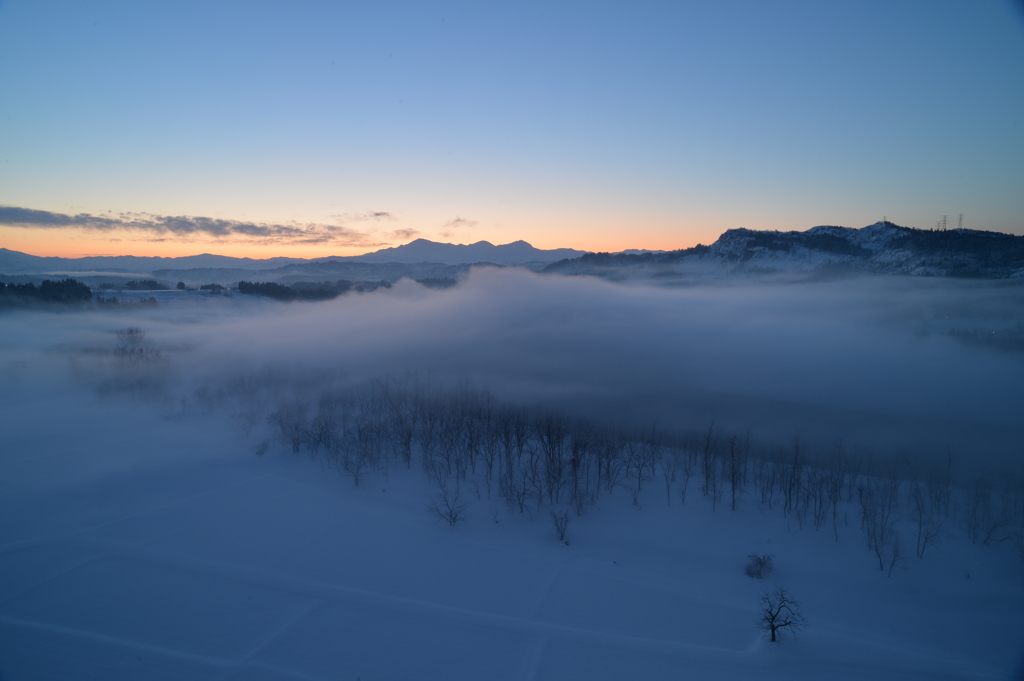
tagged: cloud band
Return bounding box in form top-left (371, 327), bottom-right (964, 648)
top-left (0, 205), bottom-right (384, 246)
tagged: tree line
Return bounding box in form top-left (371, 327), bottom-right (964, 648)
top-left (260, 376), bottom-right (1024, 571)
top-left (0, 278), bottom-right (92, 306)
top-left (237, 279), bottom-right (358, 301)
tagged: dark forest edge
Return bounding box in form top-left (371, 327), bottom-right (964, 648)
top-left (0, 276), bottom-right (411, 308)
top-left (0, 276), bottom-right (400, 308)
top-left (0, 278), bottom-right (159, 309)
top-left (0, 278), bottom-right (92, 307)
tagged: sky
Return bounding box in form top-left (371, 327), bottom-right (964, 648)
top-left (1, 0), bottom-right (1023, 259)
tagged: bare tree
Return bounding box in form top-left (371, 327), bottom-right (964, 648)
top-left (860, 476), bottom-right (900, 571)
top-left (699, 422), bottom-right (718, 497)
top-left (376, 376), bottom-right (418, 468)
top-left (501, 465), bottom-right (531, 514)
top-left (726, 433), bottom-right (749, 511)
top-left (887, 533), bottom-right (906, 577)
top-left (416, 393), bottom-right (442, 471)
top-left (782, 437), bottom-right (803, 519)
top-left (551, 509), bottom-right (570, 542)
top-left (625, 438), bottom-right (651, 506)
top-left (927, 450), bottom-right (956, 519)
top-left (429, 484), bottom-right (467, 527)
top-left (757, 587), bottom-right (806, 643)
top-left (432, 403), bottom-right (465, 483)
top-left (113, 326), bottom-right (161, 366)
top-left (568, 425), bottom-right (594, 515)
top-left (268, 398), bottom-right (309, 453)
top-left (825, 465), bottom-right (844, 542)
top-left (305, 407), bottom-right (338, 458)
top-left (678, 447), bottom-right (696, 505)
top-left (661, 449), bottom-right (678, 506)
top-left (907, 479), bottom-right (943, 558)
top-left (479, 407), bottom-right (502, 498)
top-left (534, 413), bottom-right (569, 504)
top-left (115, 326), bottom-right (145, 346)
top-left (598, 436), bottom-right (626, 494)
top-left (754, 452), bottom-right (779, 509)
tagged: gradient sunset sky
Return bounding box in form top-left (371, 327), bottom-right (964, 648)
top-left (1, 1), bottom-right (1022, 259)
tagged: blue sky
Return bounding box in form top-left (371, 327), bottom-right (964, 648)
top-left (1, 0), bottom-right (1022, 257)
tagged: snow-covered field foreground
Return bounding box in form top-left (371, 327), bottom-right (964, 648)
top-left (2, 393), bottom-right (1021, 680)
top-left (2, 270), bottom-right (1023, 679)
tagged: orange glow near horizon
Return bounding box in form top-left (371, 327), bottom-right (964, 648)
top-left (0, 221), bottom-right (724, 260)
top-left (0, 228), bottom-right (388, 260)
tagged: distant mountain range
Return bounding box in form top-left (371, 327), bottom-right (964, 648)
top-left (0, 239), bottom-right (586, 275)
top-left (544, 222), bottom-right (1024, 280)
top-left (0, 239), bottom-right (589, 287)
top-left (3, 224), bottom-right (1023, 286)
top-left (351, 239), bottom-right (586, 265)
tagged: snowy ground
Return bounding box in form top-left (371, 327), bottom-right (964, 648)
top-left (1, 387), bottom-right (1022, 681)
top-left (2, 273), bottom-right (1024, 679)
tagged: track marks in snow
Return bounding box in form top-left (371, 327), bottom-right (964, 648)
top-left (521, 637), bottom-right (548, 681)
top-left (0, 536), bottom-right (758, 681)
top-left (0, 542), bottom-right (104, 604)
top-left (0, 615), bottom-right (229, 668)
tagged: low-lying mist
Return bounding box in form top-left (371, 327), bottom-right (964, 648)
top-left (3, 267), bottom-right (1023, 471)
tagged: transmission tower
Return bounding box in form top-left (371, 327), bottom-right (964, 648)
top-left (957, 213), bottom-right (963, 230)
top-left (941, 215), bottom-right (948, 231)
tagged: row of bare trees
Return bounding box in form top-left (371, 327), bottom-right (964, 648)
top-left (261, 376), bottom-right (1024, 568)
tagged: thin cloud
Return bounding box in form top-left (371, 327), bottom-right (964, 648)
top-left (387, 228), bottom-right (420, 241)
top-left (0, 205), bottom-right (380, 247)
top-left (443, 216), bottom-right (477, 229)
top-left (330, 211), bottom-right (396, 224)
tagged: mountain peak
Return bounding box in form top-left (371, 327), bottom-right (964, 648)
top-left (351, 239), bottom-right (585, 265)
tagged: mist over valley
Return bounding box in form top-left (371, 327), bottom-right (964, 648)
top-left (3, 229), bottom-right (1023, 679)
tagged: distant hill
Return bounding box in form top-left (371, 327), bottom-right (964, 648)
top-left (0, 248), bottom-right (311, 275)
top-left (349, 239), bottom-right (587, 265)
top-left (6, 225), bottom-right (1022, 285)
top-left (152, 261), bottom-right (472, 289)
top-left (544, 222), bottom-right (1024, 280)
top-left (708, 222), bottom-right (1024, 277)
top-left (0, 238), bottom-right (586, 278)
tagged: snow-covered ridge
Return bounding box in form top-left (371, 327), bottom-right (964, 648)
top-left (708, 222), bottom-right (1024, 277)
top-left (545, 222), bottom-right (1024, 279)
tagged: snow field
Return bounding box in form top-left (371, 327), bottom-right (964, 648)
top-left (2, 391), bottom-right (1022, 680)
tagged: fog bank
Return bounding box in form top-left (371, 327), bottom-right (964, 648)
top-left (2, 268), bottom-right (1022, 469)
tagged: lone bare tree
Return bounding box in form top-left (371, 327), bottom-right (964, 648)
top-left (757, 587), bottom-right (806, 642)
top-left (551, 509), bottom-right (570, 542)
top-left (115, 326), bottom-right (145, 346)
top-left (429, 484), bottom-right (467, 527)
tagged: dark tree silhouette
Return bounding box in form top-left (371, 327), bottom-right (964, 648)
top-left (757, 587), bottom-right (806, 642)
top-left (1, 278), bottom-right (92, 305)
top-left (238, 280), bottom-right (297, 300)
top-left (125, 279), bottom-right (167, 290)
top-left (430, 485), bottom-right (466, 527)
